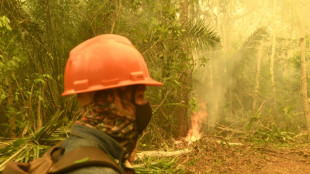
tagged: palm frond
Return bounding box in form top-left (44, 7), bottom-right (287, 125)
top-left (140, 19), bottom-right (220, 66)
top-left (31, 109), bottom-right (64, 141)
top-left (241, 27), bottom-right (268, 57)
top-left (182, 19), bottom-right (220, 51)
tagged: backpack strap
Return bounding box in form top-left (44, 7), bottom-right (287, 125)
top-left (4, 141), bottom-right (124, 174)
top-left (3, 141), bottom-right (64, 174)
top-left (48, 146), bottom-right (124, 174)
top-left (28, 141), bottom-right (64, 174)
top-left (2, 161), bottom-right (30, 174)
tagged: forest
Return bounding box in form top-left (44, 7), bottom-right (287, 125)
top-left (1, 0), bottom-right (310, 173)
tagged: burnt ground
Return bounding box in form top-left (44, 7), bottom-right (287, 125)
top-left (176, 136), bottom-right (310, 174)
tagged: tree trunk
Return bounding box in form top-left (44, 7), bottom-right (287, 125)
top-left (180, 0), bottom-right (188, 24)
top-left (270, 32), bottom-right (276, 94)
top-left (176, 0), bottom-right (189, 138)
top-left (300, 37), bottom-right (310, 136)
top-left (209, 60), bottom-right (214, 90)
top-left (296, 3), bottom-right (310, 137)
top-left (270, 0), bottom-right (276, 95)
top-left (253, 45), bottom-right (263, 110)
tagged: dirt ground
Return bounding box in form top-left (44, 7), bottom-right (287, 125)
top-left (177, 136), bottom-right (310, 174)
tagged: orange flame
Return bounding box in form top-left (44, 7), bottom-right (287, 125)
top-left (185, 103), bottom-right (207, 143)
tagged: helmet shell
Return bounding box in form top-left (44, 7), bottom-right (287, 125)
top-left (62, 34), bottom-right (162, 96)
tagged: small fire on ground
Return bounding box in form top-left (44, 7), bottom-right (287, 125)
top-left (185, 103), bottom-right (207, 144)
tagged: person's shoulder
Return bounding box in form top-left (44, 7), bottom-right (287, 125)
top-left (65, 166), bottom-right (120, 174)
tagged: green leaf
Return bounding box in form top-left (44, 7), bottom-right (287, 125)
top-left (13, 138), bottom-right (26, 146)
top-left (0, 93), bottom-right (6, 99)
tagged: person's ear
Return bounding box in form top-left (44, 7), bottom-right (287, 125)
top-left (134, 85), bottom-right (146, 105)
top-left (77, 92), bottom-right (95, 106)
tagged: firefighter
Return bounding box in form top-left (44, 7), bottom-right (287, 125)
top-left (3, 34), bottom-right (162, 174)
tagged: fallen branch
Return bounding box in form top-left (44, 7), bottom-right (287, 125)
top-left (136, 149), bottom-right (191, 160)
top-left (216, 123), bottom-right (244, 135)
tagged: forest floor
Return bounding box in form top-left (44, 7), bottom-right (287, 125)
top-left (2, 132), bottom-right (310, 173)
top-left (135, 136), bottom-right (310, 174)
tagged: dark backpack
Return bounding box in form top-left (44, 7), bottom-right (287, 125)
top-left (3, 141), bottom-right (125, 174)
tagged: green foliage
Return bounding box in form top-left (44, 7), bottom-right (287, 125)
top-left (183, 19), bottom-right (220, 51)
top-left (242, 108), bottom-right (300, 144)
top-left (1, 1), bottom-right (309, 170)
top-left (221, 27), bottom-right (306, 132)
top-left (0, 0), bottom-right (81, 138)
top-left (0, 138), bottom-right (50, 168)
top-left (0, 15), bottom-right (11, 31)
top-left (0, 125), bottom-right (68, 170)
top-left (241, 27), bottom-right (268, 57)
top-left (135, 157), bottom-right (185, 174)
top-left (117, 0), bottom-right (220, 139)
top-left (0, 0), bottom-right (219, 149)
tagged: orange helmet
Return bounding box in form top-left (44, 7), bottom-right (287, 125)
top-left (62, 34), bottom-right (162, 96)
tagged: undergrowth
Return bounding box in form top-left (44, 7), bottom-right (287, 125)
top-left (134, 157), bottom-right (185, 174)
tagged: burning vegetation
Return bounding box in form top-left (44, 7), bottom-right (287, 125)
top-left (185, 103), bottom-right (207, 144)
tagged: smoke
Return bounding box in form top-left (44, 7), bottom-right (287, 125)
top-left (192, 50), bottom-right (243, 130)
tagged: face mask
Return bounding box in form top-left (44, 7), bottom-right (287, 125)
top-left (131, 85), bottom-right (153, 133)
top-left (135, 102), bottom-right (152, 133)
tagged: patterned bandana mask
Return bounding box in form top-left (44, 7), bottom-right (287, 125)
top-left (76, 88), bottom-right (139, 155)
